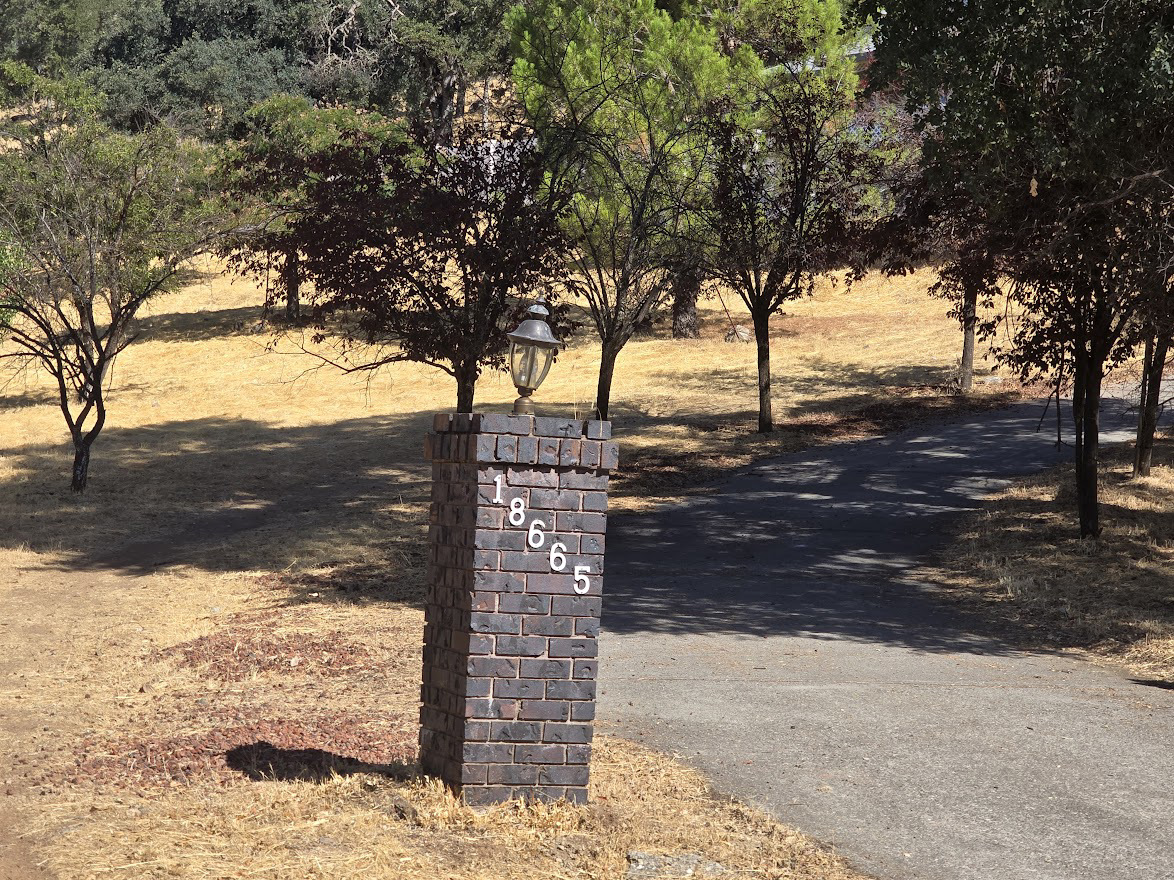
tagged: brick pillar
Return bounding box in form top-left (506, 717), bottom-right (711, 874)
top-left (420, 412), bottom-right (617, 806)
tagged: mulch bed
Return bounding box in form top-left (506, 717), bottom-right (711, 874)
top-left (71, 711), bottom-right (418, 789)
top-left (161, 626), bottom-right (380, 681)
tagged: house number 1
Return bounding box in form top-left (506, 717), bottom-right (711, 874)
top-left (494, 477), bottom-right (592, 594)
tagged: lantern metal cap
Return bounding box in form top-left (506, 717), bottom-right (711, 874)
top-left (507, 303), bottom-right (563, 349)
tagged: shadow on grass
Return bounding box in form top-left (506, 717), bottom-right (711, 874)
top-left (132, 304), bottom-right (269, 344)
top-left (226, 741), bottom-right (417, 784)
top-left (642, 359), bottom-right (963, 402)
top-left (0, 410), bottom-right (439, 608)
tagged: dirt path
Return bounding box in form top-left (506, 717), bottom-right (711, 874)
top-left (600, 394), bottom-right (1174, 880)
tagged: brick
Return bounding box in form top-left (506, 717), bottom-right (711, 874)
top-left (537, 438), bottom-right (560, 466)
top-left (558, 439), bottom-right (581, 466)
top-left (523, 615), bottom-right (574, 637)
top-left (514, 744), bottom-right (566, 764)
top-left (580, 440), bottom-right (601, 468)
top-left (552, 596), bottom-right (602, 617)
top-left (555, 512), bottom-right (606, 534)
top-left (572, 660), bottom-right (598, 680)
top-left (475, 434), bottom-right (498, 462)
top-left (465, 698), bottom-right (517, 720)
top-left (582, 491), bottom-right (608, 512)
top-left (460, 763), bottom-right (488, 785)
top-left (574, 618), bottom-right (600, 637)
top-left (469, 612), bottom-right (521, 634)
top-left (508, 415), bottom-right (534, 434)
top-left (519, 700), bottom-right (570, 721)
top-left (473, 549), bottom-right (500, 570)
top-left (474, 529), bottom-right (526, 551)
top-left (571, 702), bottom-right (596, 721)
top-left (539, 765), bottom-right (589, 786)
top-left (469, 592), bottom-right (496, 612)
top-left (548, 638), bottom-right (597, 658)
top-left (465, 720), bottom-right (491, 741)
top-left (544, 723), bottom-right (593, 744)
top-left (521, 658), bottom-right (571, 679)
top-left (561, 471), bottom-right (608, 490)
top-left (433, 413), bottom-right (452, 432)
top-left (423, 433), bottom-right (435, 459)
top-left (464, 634), bottom-right (495, 655)
top-left (494, 679), bottom-right (545, 699)
top-left (527, 488), bottom-right (581, 511)
top-left (463, 786), bottom-right (513, 807)
top-left (508, 469), bottom-right (559, 488)
top-left (453, 413), bottom-right (472, 432)
top-left (517, 436), bottom-right (539, 465)
top-left (585, 420), bottom-right (611, 440)
top-left (525, 573), bottom-right (574, 594)
top-left (498, 594), bottom-right (550, 614)
top-left (468, 657), bottom-right (518, 677)
top-left (533, 417), bottom-right (583, 438)
top-left (501, 552), bottom-right (554, 573)
top-left (473, 570), bottom-right (525, 592)
top-left (488, 764), bottom-right (538, 785)
top-left (465, 677), bottom-right (491, 697)
top-left (463, 742), bottom-right (515, 763)
top-left (579, 534), bottom-right (605, 555)
top-left (476, 506), bottom-right (505, 529)
top-left (490, 721), bottom-right (543, 742)
top-left (600, 441), bottom-right (619, 471)
top-left (496, 434), bottom-right (519, 463)
top-left (495, 635), bottom-right (547, 656)
top-left (566, 745), bottom-right (592, 764)
top-left (563, 787), bottom-right (589, 805)
top-left (479, 414), bottom-right (512, 433)
top-left (546, 680), bottom-right (596, 701)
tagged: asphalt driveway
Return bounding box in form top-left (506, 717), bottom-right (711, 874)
top-left (599, 395), bottom-right (1173, 880)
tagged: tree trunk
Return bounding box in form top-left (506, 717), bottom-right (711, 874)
top-left (594, 344), bottom-right (619, 421)
top-left (671, 264), bottom-right (702, 339)
top-left (1134, 332), bottom-right (1169, 478)
top-left (283, 250), bottom-right (300, 321)
top-left (959, 282), bottom-right (978, 392)
top-left (455, 368), bottom-right (476, 414)
top-left (71, 435), bottom-right (91, 493)
top-left (752, 310), bottom-right (773, 433)
top-left (1073, 353), bottom-right (1103, 538)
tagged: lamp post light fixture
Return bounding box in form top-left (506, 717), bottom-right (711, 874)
top-left (507, 303), bottom-right (563, 415)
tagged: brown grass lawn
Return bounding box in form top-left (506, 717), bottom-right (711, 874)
top-left (0, 261), bottom-right (1005, 879)
top-left (922, 439), bottom-right (1174, 680)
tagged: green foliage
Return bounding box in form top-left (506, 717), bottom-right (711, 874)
top-left (0, 64), bottom-right (232, 490)
top-left (86, 0), bottom-right (316, 137)
top-left (509, 0), bottom-right (732, 417)
top-left (868, 0), bottom-right (1174, 535)
top-left (0, 0), bottom-right (515, 141)
top-left (0, 0), bottom-right (125, 75)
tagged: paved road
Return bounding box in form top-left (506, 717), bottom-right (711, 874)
top-left (599, 395), bottom-right (1174, 880)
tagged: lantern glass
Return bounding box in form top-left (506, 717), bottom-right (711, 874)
top-left (510, 340), bottom-right (555, 391)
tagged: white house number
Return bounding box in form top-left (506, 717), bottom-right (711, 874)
top-left (493, 474), bottom-right (592, 594)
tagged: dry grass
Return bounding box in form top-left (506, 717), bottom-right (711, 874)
top-left (2, 563), bottom-right (861, 880)
top-left (0, 259), bottom-right (989, 878)
top-left (921, 438), bottom-right (1174, 679)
